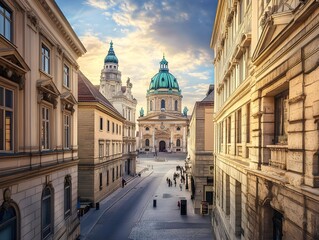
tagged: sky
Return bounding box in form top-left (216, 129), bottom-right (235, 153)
top-left (56, 0), bottom-right (217, 115)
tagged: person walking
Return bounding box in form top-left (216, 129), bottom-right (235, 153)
top-left (179, 183), bottom-right (182, 191)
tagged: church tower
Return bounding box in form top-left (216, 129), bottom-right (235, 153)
top-left (100, 41), bottom-right (122, 100)
top-left (99, 41), bottom-right (137, 177)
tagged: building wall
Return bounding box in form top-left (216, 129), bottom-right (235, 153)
top-left (187, 100), bottom-right (214, 214)
top-left (211, 0), bottom-right (319, 239)
top-left (0, 0), bottom-right (85, 239)
top-left (78, 105), bottom-right (124, 205)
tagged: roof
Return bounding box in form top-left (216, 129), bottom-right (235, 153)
top-left (78, 71), bottom-right (122, 117)
top-left (201, 84), bottom-right (214, 102)
top-left (148, 56), bottom-right (180, 92)
top-left (104, 41), bottom-right (118, 64)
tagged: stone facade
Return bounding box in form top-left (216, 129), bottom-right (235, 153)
top-left (211, 0), bottom-right (319, 239)
top-left (0, 0), bottom-right (86, 239)
top-left (187, 85), bottom-right (214, 214)
top-left (138, 56), bottom-right (189, 153)
top-left (99, 42), bottom-right (137, 176)
top-left (78, 72), bottom-right (125, 206)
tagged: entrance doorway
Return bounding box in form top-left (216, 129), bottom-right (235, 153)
top-left (159, 141), bottom-right (166, 152)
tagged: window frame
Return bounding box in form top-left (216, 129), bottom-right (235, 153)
top-left (176, 139), bottom-right (181, 147)
top-left (274, 90), bottom-right (289, 144)
top-left (63, 113), bottom-right (71, 149)
top-left (0, 1), bottom-right (12, 42)
top-left (41, 185), bottom-right (53, 239)
top-left (41, 105), bottom-right (51, 150)
top-left (41, 43), bottom-right (51, 75)
top-left (0, 85), bottom-right (14, 152)
top-left (64, 176), bottom-right (71, 218)
top-left (63, 63), bottom-right (70, 89)
top-left (99, 117), bottom-right (103, 131)
top-left (161, 99), bottom-right (165, 109)
top-left (145, 139), bottom-right (150, 147)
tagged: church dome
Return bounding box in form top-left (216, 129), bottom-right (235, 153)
top-left (104, 41), bottom-right (118, 64)
top-left (149, 56), bottom-right (180, 91)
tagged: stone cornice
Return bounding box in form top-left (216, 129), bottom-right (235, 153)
top-left (37, 0), bottom-right (86, 57)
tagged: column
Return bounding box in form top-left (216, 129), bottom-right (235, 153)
top-left (152, 130), bottom-right (155, 152)
top-left (140, 128), bottom-right (143, 148)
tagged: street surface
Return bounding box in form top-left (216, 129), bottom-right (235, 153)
top-left (80, 153), bottom-right (214, 240)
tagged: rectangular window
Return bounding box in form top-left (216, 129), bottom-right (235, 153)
top-left (99, 117), bottom-right (103, 131)
top-left (64, 115), bottom-right (71, 148)
top-left (112, 122), bottom-right (114, 133)
top-left (41, 106), bottom-right (50, 150)
top-left (106, 170), bottom-right (109, 186)
top-left (116, 124), bottom-right (118, 134)
top-left (119, 125), bottom-right (121, 135)
top-left (64, 178), bottom-right (71, 218)
top-left (0, 87), bottom-right (13, 151)
top-left (63, 64), bottom-right (70, 88)
top-left (112, 168), bottom-right (115, 182)
top-left (99, 173), bottom-right (102, 190)
top-left (120, 164), bottom-right (122, 177)
top-left (237, 109), bottom-right (242, 143)
top-left (106, 142), bottom-right (109, 156)
top-left (99, 142), bottom-right (104, 158)
top-left (107, 120), bottom-right (110, 132)
top-left (227, 116), bottom-right (231, 144)
top-left (116, 166), bottom-right (118, 179)
top-left (41, 44), bottom-right (50, 74)
top-left (246, 103), bottom-right (250, 143)
top-left (275, 90), bottom-right (289, 144)
top-left (0, 2), bottom-right (12, 41)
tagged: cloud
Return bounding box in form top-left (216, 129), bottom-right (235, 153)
top-left (85, 0), bottom-right (117, 10)
top-left (188, 71), bottom-right (210, 80)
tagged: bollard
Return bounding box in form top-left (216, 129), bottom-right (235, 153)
top-left (153, 199), bottom-right (157, 207)
top-left (96, 202), bottom-right (100, 210)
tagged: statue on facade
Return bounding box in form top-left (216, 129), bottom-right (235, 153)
top-left (183, 106), bottom-right (188, 117)
top-left (140, 107), bottom-right (144, 117)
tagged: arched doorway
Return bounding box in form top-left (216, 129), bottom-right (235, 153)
top-left (159, 141), bottom-right (166, 152)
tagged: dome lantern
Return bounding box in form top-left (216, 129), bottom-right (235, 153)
top-left (104, 41), bottom-right (118, 64)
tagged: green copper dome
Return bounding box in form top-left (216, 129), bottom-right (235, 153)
top-left (149, 56), bottom-right (180, 91)
top-left (104, 41), bottom-right (118, 64)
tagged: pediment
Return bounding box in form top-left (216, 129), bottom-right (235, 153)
top-left (37, 79), bottom-right (60, 108)
top-left (0, 37), bottom-right (30, 89)
top-left (61, 91), bottom-right (77, 113)
top-left (139, 112), bottom-right (186, 121)
top-left (252, 11), bottom-right (293, 63)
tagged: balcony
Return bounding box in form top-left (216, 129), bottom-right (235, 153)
top-left (267, 145), bottom-right (288, 170)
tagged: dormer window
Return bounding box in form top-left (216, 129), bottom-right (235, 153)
top-left (145, 127), bottom-right (149, 131)
top-left (177, 127), bottom-right (181, 131)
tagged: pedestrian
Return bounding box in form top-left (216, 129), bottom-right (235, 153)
top-left (174, 180), bottom-right (176, 187)
top-left (179, 183), bottom-right (182, 191)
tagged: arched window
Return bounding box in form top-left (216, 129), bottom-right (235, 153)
top-left (145, 139), bottom-right (150, 147)
top-left (177, 127), bottom-right (181, 131)
top-left (0, 190), bottom-right (18, 240)
top-left (161, 99), bottom-right (165, 109)
top-left (150, 100), bottom-right (153, 111)
top-left (64, 175), bottom-right (71, 218)
top-left (175, 100), bottom-right (178, 111)
top-left (145, 127), bottom-right (149, 131)
top-left (42, 186), bottom-right (53, 239)
top-left (176, 139), bottom-right (181, 147)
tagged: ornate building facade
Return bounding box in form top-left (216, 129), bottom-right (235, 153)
top-left (212, 0), bottom-right (319, 239)
top-left (187, 85), bottom-right (214, 214)
top-left (137, 56), bottom-right (189, 153)
top-left (99, 42), bottom-right (137, 175)
top-left (0, 0), bottom-right (86, 239)
top-left (78, 72), bottom-right (125, 206)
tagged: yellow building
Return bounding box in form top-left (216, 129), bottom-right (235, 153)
top-left (187, 85), bottom-right (214, 214)
top-left (212, 0), bottom-right (319, 239)
top-left (0, 0), bottom-right (86, 239)
top-left (137, 56), bottom-right (189, 153)
top-left (78, 72), bottom-right (125, 206)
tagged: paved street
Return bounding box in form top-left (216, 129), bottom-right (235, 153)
top-left (80, 153), bottom-right (214, 240)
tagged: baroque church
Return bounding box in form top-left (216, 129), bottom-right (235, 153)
top-left (99, 41), bottom-right (137, 175)
top-left (137, 56), bottom-right (189, 153)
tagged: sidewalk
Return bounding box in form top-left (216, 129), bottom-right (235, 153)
top-left (128, 168), bottom-right (213, 240)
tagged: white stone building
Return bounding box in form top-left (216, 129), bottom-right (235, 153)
top-left (0, 0), bottom-right (86, 239)
top-left (99, 42), bottom-right (137, 175)
top-left (137, 56), bottom-right (189, 153)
